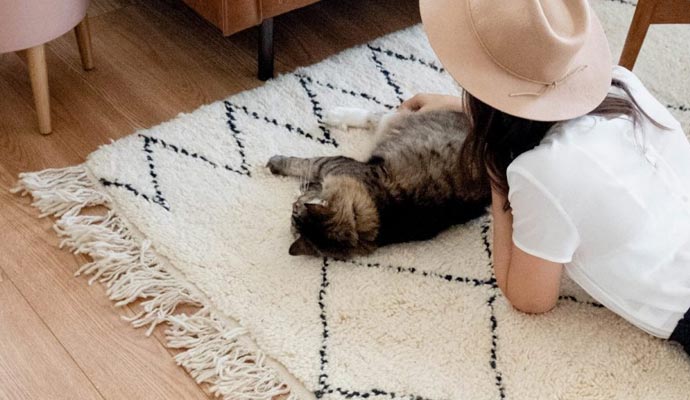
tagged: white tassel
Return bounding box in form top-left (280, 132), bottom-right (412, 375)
top-left (167, 312), bottom-right (293, 400)
top-left (11, 165), bottom-right (110, 217)
top-left (12, 165), bottom-right (298, 400)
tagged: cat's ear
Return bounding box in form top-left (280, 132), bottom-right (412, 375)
top-left (289, 237), bottom-right (319, 256)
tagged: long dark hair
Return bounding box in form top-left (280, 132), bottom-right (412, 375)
top-left (459, 79), bottom-right (668, 209)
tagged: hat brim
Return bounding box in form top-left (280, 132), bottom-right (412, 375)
top-left (420, 0), bottom-right (612, 121)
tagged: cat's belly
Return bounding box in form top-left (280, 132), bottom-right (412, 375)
top-left (376, 197), bottom-right (487, 245)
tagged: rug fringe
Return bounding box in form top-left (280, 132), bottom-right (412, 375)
top-left (167, 312), bottom-right (297, 400)
top-left (11, 165), bottom-right (111, 217)
top-left (13, 165), bottom-right (296, 400)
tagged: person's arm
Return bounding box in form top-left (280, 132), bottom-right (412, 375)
top-left (491, 187), bottom-right (563, 314)
top-left (401, 93), bottom-right (464, 112)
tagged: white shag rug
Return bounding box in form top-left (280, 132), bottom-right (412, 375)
top-left (14, 1), bottom-right (690, 399)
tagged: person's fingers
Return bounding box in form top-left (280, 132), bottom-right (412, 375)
top-left (400, 98), bottom-right (416, 110)
top-left (401, 94), bottom-right (424, 111)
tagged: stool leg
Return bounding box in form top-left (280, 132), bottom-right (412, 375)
top-left (25, 44), bottom-right (52, 135)
top-left (619, 0), bottom-right (658, 70)
top-left (258, 18), bottom-right (274, 81)
top-left (74, 16), bottom-right (94, 71)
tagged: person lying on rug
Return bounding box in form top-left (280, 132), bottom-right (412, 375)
top-left (402, 0), bottom-right (689, 356)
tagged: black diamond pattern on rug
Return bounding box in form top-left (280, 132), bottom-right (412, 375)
top-left (313, 218), bottom-right (604, 400)
top-left (99, 123), bottom-right (252, 211)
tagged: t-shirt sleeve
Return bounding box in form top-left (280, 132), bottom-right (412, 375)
top-left (507, 167), bottom-right (580, 264)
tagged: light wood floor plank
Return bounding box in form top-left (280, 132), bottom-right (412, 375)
top-left (0, 270), bottom-right (104, 400)
top-left (87, 0), bottom-right (138, 18)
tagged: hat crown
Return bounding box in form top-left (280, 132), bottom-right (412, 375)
top-left (468, 0), bottom-right (591, 84)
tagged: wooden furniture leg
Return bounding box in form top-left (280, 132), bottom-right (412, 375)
top-left (619, 0), bottom-right (658, 70)
top-left (258, 18), bottom-right (274, 81)
top-left (25, 44), bottom-right (52, 135)
top-left (74, 16), bottom-right (94, 71)
top-left (620, 0), bottom-right (690, 70)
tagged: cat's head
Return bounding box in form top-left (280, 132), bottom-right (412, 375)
top-left (289, 175), bottom-right (379, 258)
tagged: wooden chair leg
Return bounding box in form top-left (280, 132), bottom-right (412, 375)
top-left (619, 0), bottom-right (658, 70)
top-left (258, 18), bottom-right (274, 81)
top-left (74, 16), bottom-right (94, 71)
top-left (25, 44), bottom-right (52, 135)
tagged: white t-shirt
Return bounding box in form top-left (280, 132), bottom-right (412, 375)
top-left (507, 66), bottom-right (690, 338)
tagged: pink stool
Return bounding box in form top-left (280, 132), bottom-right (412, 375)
top-left (0, 0), bottom-right (94, 134)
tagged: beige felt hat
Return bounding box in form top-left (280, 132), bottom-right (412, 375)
top-left (420, 0), bottom-right (612, 121)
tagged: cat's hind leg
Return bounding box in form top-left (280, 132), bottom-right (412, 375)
top-left (323, 107), bottom-right (389, 130)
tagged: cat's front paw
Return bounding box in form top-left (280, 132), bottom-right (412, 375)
top-left (267, 155), bottom-right (288, 175)
top-left (323, 107), bottom-right (373, 129)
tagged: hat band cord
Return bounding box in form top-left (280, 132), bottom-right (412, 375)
top-left (508, 65), bottom-right (589, 97)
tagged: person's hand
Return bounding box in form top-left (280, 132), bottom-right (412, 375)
top-left (400, 93), bottom-right (464, 113)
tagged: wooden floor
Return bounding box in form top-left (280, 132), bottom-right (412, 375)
top-left (0, 1), bottom-right (419, 398)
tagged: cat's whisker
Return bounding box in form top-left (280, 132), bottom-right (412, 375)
top-left (299, 174), bottom-right (307, 193)
top-left (300, 160), bottom-right (314, 193)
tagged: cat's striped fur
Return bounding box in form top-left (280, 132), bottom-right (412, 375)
top-left (267, 109), bottom-right (490, 258)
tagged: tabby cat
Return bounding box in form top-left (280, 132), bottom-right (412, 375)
top-left (267, 108), bottom-right (490, 258)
